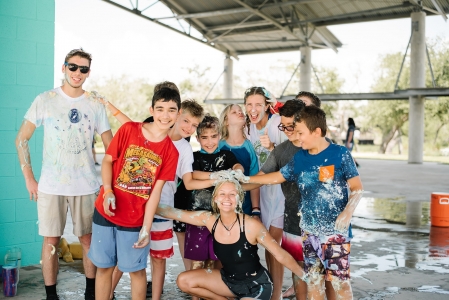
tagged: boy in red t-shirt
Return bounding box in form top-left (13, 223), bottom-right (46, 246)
top-left (88, 88), bottom-right (180, 299)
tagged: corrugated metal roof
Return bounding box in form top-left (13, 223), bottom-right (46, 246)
top-left (102, 0), bottom-right (449, 58)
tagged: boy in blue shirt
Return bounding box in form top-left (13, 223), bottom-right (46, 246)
top-left (241, 105), bottom-right (363, 300)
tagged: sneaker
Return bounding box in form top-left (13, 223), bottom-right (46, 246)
top-left (95, 162), bottom-right (100, 166)
top-left (146, 281), bottom-right (163, 298)
top-left (146, 281), bottom-right (152, 298)
top-left (46, 295), bottom-right (60, 300)
top-left (85, 290), bottom-right (95, 300)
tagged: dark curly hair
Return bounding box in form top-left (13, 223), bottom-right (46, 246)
top-left (295, 91), bottom-right (321, 107)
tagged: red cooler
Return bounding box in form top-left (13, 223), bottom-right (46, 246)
top-left (430, 192), bottom-right (449, 227)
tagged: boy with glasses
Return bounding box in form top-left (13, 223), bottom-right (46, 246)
top-left (15, 49), bottom-right (113, 300)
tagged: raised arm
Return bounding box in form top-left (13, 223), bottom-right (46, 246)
top-left (15, 120), bottom-right (38, 201)
top-left (248, 218), bottom-right (307, 280)
top-left (156, 204), bottom-right (215, 228)
top-left (100, 97), bottom-right (132, 124)
top-left (334, 176), bottom-right (363, 233)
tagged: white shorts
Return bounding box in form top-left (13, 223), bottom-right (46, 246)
top-left (260, 184), bottom-right (285, 229)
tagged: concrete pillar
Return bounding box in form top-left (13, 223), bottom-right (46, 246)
top-left (408, 11), bottom-right (426, 164)
top-left (224, 55), bottom-right (233, 99)
top-left (299, 46), bottom-right (312, 91)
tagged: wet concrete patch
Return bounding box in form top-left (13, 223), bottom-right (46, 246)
top-left (351, 228), bottom-right (449, 299)
top-left (354, 197), bottom-right (430, 226)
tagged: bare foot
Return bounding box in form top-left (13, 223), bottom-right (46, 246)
top-left (282, 285), bottom-right (295, 298)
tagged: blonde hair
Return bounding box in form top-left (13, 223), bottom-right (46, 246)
top-left (211, 179), bottom-right (245, 214)
top-left (181, 99), bottom-right (205, 121)
top-left (219, 104), bottom-right (247, 140)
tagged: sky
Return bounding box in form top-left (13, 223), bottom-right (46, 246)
top-left (54, 0), bottom-right (449, 95)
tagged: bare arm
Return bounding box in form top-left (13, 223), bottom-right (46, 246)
top-left (346, 131), bottom-right (354, 147)
top-left (247, 218), bottom-right (306, 280)
top-left (100, 98), bottom-right (133, 124)
top-left (101, 154), bottom-right (116, 217)
top-left (156, 204), bottom-right (215, 227)
top-left (192, 171), bottom-right (210, 180)
top-left (100, 130), bottom-right (113, 151)
top-left (232, 163), bottom-right (244, 172)
top-left (134, 180), bottom-right (166, 248)
top-left (15, 120), bottom-right (38, 201)
top-left (182, 172), bottom-right (215, 191)
top-left (335, 176), bottom-right (363, 233)
top-left (246, 171), bottom-right (286, 185)
top-left (192, 163), bottom-right (243, 181)
top-left (250, 188), bottom-right (260, 209)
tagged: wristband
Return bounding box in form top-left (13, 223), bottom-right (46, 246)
top-left (103, 189), bottom-right (113, 199)
top-left (252, 210), bottom-right (261, 216)
top-left (113, 110), bottom-right (121, 116)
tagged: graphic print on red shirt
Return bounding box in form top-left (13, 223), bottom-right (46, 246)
top-left (95, 122), bottom-right (178, 227)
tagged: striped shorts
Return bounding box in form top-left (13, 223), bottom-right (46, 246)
top-left (150, 218), bottom-right (174, 259)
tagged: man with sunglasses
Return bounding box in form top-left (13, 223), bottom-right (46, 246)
top-left (15, 49), bottom-right (113, 300)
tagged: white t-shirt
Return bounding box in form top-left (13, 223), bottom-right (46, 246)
top-left (24, 87), bottom-right (111, 196)
top-left (158, 138), bottom-right (194, 219)
top-left (247, 114), bottom-right (287, 229)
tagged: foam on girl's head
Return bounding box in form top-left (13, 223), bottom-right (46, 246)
top-left (211, 178), bottom-right (245, 214)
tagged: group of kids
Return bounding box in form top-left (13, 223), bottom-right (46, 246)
top-left (94, 80), bottom-right (363, 300)
top-left (18, 49), bottom-right (363, 300)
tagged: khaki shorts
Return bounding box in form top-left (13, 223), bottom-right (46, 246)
top-left (37, 191), bottom-right (98, 237)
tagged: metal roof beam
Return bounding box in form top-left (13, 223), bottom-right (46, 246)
top-left (235, 43), bottom-right (328, 55)
top-left (155, 0), bottom-right (317, 20)
top-left (102, 0), bottom-right (239, 57)
top-left (314, 27), bottom-right (337, 52)
top-left (209, 20), bottom-right (274, 31)
top-left (231, 0), bottom-right (305, 43)
top-left (430, 0), bottom-right (448, 21)
top-left (204, 88), bottom-right (449, 103)
top-left (299, 2), bottom-right (415, 26)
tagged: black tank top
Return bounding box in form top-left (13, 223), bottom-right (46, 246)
top-left (212, 214), bottom-right (262, 281)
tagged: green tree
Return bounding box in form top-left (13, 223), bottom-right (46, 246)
top-left (363, 38), bottom-right (449, 153)
top-left (86, 76), bottom-right (154, 133)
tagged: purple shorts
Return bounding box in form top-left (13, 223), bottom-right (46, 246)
top-left (184, 224), bottom-right (218, 261)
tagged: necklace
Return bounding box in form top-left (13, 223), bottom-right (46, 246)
top-left (219, 215), bottom-right (238, 236)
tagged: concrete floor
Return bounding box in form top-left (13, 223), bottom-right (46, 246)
top-left (3, 158), bottom-right (449, 299)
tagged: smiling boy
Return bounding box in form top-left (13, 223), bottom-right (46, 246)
top-left (15, 49), bottom-right (113, 300)
top-left (88, 87), bottom-right (180, 300)
top-left (186, 115), bottom-right (243, 300)
top-left (241, 105), bottom-right (363, 300)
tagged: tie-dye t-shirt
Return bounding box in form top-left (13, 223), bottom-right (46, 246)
top-left (280, 143), bottom-right (359, 236)
top-left (24, 88), bottom-right (110, 195)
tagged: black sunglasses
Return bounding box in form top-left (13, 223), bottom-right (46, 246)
top-left (278, 124), bottom-right (295, 132)
top-left (64, 62), bottom-right (90, 74)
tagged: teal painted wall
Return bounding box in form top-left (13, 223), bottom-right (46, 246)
top-left (0, 0), bottom-right (54, 266)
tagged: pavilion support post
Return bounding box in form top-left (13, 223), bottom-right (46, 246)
top-left (224, 55), bottom-right (233, 99)
top-left (408, 11), bottom-right (426, 164)
top-left (299, 46), bottom-right (312, 92)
